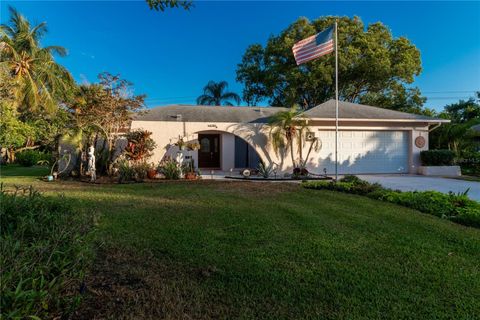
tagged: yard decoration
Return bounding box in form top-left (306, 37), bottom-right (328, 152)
top-left (174, 137), bottom-right (186, 150)
top-left (147, 163), bottom-right (157, 179)
top-left (87, 145), bottom-right (96, 182)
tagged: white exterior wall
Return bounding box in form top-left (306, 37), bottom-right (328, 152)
top-left (131, 120), bottom-right (431, 174)
top-left (410, 128), bottom-right (429, 173)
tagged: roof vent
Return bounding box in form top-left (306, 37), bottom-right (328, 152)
top-left (176, 114), bottom-right (182, 121)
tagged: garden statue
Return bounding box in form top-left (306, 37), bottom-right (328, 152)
top-left (87, 145), bottom-right (96, 182)
top-left (176, 150), bottom-right (186, 177)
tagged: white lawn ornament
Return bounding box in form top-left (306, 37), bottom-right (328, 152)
top-left (87, 145), bottom-right (96, 182)
top-left (176, 150), bottom-right (186, 178)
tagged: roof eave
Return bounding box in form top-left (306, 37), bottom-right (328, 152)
top-left (306, 118), bottom-right (450, 123)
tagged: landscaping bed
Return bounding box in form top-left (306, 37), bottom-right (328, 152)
top-left (224, 175), bottom-right (332, 181)
top-left (303, 175), bottom-right (480, 228)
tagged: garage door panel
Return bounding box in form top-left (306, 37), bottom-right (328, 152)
top-left (313, 130), bottom-right (409, 174)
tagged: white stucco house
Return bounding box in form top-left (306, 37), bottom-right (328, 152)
top-left (131, 99), bottom-right (449, 175)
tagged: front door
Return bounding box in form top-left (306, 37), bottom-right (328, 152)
top-left (198, 134), bottom-right (220, 168)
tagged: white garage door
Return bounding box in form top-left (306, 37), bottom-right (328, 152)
top-left (314, 130), bottom-right (409, 174)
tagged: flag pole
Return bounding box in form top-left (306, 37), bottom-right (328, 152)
top-left (334, 20), bottom-right (339, 181)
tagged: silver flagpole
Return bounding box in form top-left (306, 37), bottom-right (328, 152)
top-left (334, 20), bottom-right (339, 181)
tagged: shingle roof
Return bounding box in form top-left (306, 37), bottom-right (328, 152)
top-left (134, 105), bottom-right (289, 123)
top-left (303, 99), bottom-right (447, 122)
top-left (134, 100), bottom-right (447, 123)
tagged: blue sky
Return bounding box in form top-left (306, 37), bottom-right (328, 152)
top-left (1, 1), bottom-right (479, 111)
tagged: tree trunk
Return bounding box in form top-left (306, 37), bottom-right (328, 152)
top-left (289, 138), bottom-right (296, 168)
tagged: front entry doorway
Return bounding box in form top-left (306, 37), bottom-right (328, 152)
top-left (198, 134), bottom-right (221, 168)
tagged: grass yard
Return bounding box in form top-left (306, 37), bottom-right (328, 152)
top-left (1, 165), bottom-right (480, 319)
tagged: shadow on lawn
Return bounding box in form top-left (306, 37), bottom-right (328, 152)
top-left (74, 246), bottom-right (227, 320)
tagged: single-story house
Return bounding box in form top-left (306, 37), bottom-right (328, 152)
top-left (131, 99), bottom-right (449, 175)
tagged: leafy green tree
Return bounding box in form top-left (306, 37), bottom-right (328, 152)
top-left (146, 0), bottom-right (192, 11)
top-left (236, 16), bottom-right (425, 112)
top-left (66, 73), bottom-right (146, 175)
top-left (442, 92), bottom-right (480, 123)
top-left (196, 80), bottom-right (241, 106)
top-left (0, 7), bottom-right (74, 113)
top-left (430, 92), bottom-right (480, 153)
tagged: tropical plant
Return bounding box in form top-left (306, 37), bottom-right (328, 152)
top-left (65, 73), bottom-right (146, 176)
top-left (117, 159), bottom-right (135, 183)
top-left (236, 16), bottom-right (425, 112)
top-left (0, 7), bottom-right (74, 113)
top-left (196, 80), bottom-right (241, 106)
top-left (158, 157), bottom-right (181, 180)
top-left (268, 105), bottom-right (319, 168)
top-left (124, 129), bottom-right (157, 162)
top-left (257, 162), bottom-right (274, 178)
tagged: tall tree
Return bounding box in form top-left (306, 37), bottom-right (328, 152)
top-left (146, 0), bottom-right (192, 11)
top-left (236, 16), bottom-right (426, 112)
top-left (0, 7), bottom-right (73, 113)
top-left (442, 92), bottom-right (480, 123)
top-left (67, 73), bottom-right (146, 175)
top-left (430, 92), bottom-right (480, 153)
top-left (196, 80), bottom-right (241, 106)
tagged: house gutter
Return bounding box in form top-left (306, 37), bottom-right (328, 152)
top-left (428, 122), bottom-right (443, 132)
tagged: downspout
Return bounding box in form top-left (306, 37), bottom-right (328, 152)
top-left (429, 122), bottom-right (442, 132)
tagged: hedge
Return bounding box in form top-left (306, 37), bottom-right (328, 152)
top-left (420, 149), bottom-right (455, 166)
top-left (303, 176), bottom-right (480, 228)
top-left (15, 150), bottom-right (52, 167)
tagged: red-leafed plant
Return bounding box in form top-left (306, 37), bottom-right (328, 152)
top-left (124, 130), bottom-right (157, 162)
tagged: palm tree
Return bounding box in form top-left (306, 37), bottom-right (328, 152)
top-left (0, 7), bottom-right (73, 113)
top-left (268, 105), bottom-right (318, 169)
top-left (196, 80), bottom-right (241, 106)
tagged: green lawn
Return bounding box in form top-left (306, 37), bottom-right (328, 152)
top-left (1, 165), bottom-right (480, 319)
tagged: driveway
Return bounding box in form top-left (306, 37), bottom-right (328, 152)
top-left (357, 175), bottom-right (480, 202)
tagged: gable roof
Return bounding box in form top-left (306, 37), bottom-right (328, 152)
top-left (134, 100), bottom-right (448, 123)
top-left (303, 99), bottom-right (448, 122)
top-left (134, 105), bottom-right (288, 123)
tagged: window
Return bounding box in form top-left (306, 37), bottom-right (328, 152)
top-left (200, 138), bottom-right (210, 152)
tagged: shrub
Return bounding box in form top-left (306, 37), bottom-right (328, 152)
top-left (15, 150), bottom-right (52, 167)
top-left (303, 176), bottom-right (480, 228)
top-left (420, 149), bottom-right (455, 166)
top-left (159, 158), bottom-right (181, 180)
top-left (257, 162), bottom-right (274, 178)
top-left (117, 159), bottom-right (136, 183)
top-left (132, 161), bottom-right (149, 181)
top-left (339, 175), bottom-right (362, 184)
top-left (457, 151), bottom-right (480, 176)
top-left (0, 186), bottom-right (94, 319)
top-left (124, 130), bottom-right (157, 162)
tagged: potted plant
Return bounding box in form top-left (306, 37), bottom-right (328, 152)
top-left (147, 163), bottom-right (157, 179)
top-left (183, 158), bottom-right (197, 180)
top-left (186, 140), bottom-right (200, 151)
top-left (175, 137), bottom-right (186, 150)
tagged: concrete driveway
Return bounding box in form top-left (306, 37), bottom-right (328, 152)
top-left (357, 175), bottom-right (480, 202)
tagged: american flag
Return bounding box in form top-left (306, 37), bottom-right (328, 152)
top-left (292, 25), bottom-right (334, 65)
